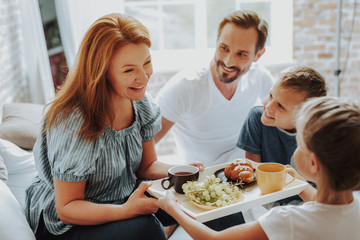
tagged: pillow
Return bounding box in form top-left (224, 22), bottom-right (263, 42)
top-left (0, 103), bottom-right (44, 150)
top-left (0, 138), bottom-right (36, 175)
top-left (0, 139), bottom-right (37, 207)
top-left (0, 155), bottom-right (7, 181)
top-left (0, 180), bottom-right (36, 240)
top-left (0, 156), bottom-right (8, 181)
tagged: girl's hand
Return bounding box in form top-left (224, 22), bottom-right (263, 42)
top-left (285, 165), bottom-right (306, 182)
top-left (190, 161), bottom-right (205, 172)
top-left (125, 182), bottom-right (159, 217)
top-left (286, 165), bottom-right (316, 201)
top-left (158, 191), bottom-right (180, 213)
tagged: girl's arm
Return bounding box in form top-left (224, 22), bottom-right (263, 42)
top-left (298, 183), bottom-right (317, 202)
top-left (285, 165), bottom-right (317, 202)
top-left (159, 192), bottom-right (269, 240)
top-left (54, 179), bottom-right (159, 225)
top-left (245, 151), bottom-right (261, 163)
top-left (136, 139), bottom-right (204, 180)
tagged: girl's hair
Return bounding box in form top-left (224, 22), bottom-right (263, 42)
top-left (217, 10), bottom-right (268, 53)
top-left (44, 13), bottom-right (151, 142)
top-left (296, 96), bottom-right (360, 191)
top-left (279, 66), bottom-right (327, 98)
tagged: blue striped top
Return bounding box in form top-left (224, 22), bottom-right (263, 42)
top-left (25, 94), bottom-right (161, 235)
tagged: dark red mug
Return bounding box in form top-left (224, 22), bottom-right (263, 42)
top-left (161, 165), bottom-right (199, 194)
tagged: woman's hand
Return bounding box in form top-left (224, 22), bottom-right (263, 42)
top-left (125, 182), bottom-right (159, 217)
top-left (190, 161), bottom-right (205, 172)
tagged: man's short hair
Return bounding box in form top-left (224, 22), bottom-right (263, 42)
top-left (217, 10), bottom-right (268, 53)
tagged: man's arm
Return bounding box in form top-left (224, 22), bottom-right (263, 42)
top-left (154, 117), bottom-right (175, 143)
top-left (245, 151), bottom-right (261, 163)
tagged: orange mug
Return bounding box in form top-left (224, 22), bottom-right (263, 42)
top-left (256, 163), bottom-right (297, 195)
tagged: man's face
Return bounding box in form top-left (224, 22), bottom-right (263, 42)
top-left (214, 23), bottom-right (263, 84)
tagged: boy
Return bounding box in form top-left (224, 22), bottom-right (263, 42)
top-left (237, 66), bottom-right (327, 165)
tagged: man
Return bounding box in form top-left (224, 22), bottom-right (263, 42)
top-left (155, 10), bottom-right (274, 167)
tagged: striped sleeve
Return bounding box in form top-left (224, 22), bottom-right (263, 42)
top-left (137, 94), bottom-right (161, 142)
top-left (47, 110), bottom-right (101, 182)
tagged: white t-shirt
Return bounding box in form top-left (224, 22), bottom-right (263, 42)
top-left (258, 197), bottom-right (360, 240)
top-left (156, 62), bottom-right (274, 166)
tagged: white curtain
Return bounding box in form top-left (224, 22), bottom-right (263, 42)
top-left (53, 0), bottom-right (77, 67)
top-left (55, 0), bottom-right (125, 68)
top-left (18, 0), bottom-right (55, 104)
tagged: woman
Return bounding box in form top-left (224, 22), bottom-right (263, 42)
top-left (25, 13), bottom-right (202, 240)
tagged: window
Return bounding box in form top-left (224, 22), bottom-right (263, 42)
top-left (55, 0), bottom-right (292, 72)
top-left (124, 0), bottom-right (293, 72)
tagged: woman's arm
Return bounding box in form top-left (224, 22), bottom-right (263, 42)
top-left (136, 140), bottom-right (205, 180)
top-left (54, 179), bottom-right (159, 225)
top-left (159, 192), bottom-right (268, 240)
top-left (136, 139), bottom-right (173, 179)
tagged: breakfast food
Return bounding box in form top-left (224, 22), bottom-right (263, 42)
top-left (182, 175), bottom-right (242, 209)
top-left (224, 159), bottom-right (255, 183)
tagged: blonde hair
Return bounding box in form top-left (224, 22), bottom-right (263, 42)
top-left (279, 66), bottom-right (327, 98)
top-left (44, 13), bottom-right (151, 142)
top-left (296, 96), bottom-right (360, 191)
top-left (217, 10), bottom-right (268, 53)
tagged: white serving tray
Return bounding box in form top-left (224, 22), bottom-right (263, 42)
top-left (148, 161), bottom-right (308, 222)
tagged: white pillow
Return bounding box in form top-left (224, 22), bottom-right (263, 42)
top-left (0, 180), bottom-right (36, 240)
top-left (0, 139), bottom-right (37, 207)
top-left (0, 138), bottom-right (36, 175)
top-left (7, 170), bottom-right (38, 208)
top-left (0, 155), bottom-right (7, 181)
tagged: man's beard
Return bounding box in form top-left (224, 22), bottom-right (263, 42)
top-left (215, 60), bottom-right (243, 83)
